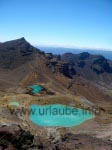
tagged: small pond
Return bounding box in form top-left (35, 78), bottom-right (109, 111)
top-left (9, 101), bottom-right (20, 107)
top-left (28, 85), bottom-right (43, 94)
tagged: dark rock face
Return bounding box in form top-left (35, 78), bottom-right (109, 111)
top-left (0, 38), bottom-right (40, 69)
top-left (78, 52), bottom-right (90, 60)
top-left (61, 52), bottom-right (112, 86)
top-left (0, 125), bottom-right (34, 150)
top-left (78, 61), bottom-right (86, 68)
top-left (45, 53), bottom-right (54, 60)
top-left (91, 56), bottom-right (112, 74)
top-left (61, 52), bottom-right (112, 74)
top-left (45, 56), bottom-right (76, 78)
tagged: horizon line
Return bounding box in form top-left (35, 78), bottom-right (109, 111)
top-left (34, 44), bottom-right (112, 52)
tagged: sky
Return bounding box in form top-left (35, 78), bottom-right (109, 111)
top-left (0, 0), bottom-right (112, 50)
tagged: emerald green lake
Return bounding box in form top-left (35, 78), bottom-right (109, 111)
top-left (29, 85), bottom-right (43, 94)
top-left (29, 104), bottom-right (94, 127)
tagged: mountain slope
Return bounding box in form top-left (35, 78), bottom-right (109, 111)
top-left (0, 38), bottom-right (75, 95)
top-left (0, 38), bottom-right (112, 102)
top-left (0, 37), bottom-right (43, 69)
top-left (61, 52), bottom-right (112, 88)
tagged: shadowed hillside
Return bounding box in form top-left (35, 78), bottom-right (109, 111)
top-left (0, 38), bottom-right (112, 102)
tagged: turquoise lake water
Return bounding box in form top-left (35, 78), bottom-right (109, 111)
top-left (29, 85), bottom-right (43, 94)
top-left (29, 104), bottom-right (94, 127)
top-left (9, 101), bottom-right (20, 106)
